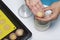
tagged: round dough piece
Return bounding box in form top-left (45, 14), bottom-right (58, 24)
top-left (37, 11), bottom-right (44, 17)
top-left (15, 29), bottom-right (24, 36)
top-left (9, 33), bottom-right (17, 40)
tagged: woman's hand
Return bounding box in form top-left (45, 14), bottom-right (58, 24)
top-left (36, 1), bottom-right (60, 22)
top-left (25, 0), bottom-right (44, 15)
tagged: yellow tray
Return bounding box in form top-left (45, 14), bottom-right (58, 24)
top-left (0, 10), bottom-right (16, 40)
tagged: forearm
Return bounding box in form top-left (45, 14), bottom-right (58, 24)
top-left (55, 1), bottom-right (60, 14)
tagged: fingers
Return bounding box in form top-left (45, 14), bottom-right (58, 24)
top-left (32, 5), bottom-right (44, 16)
top-left (30, 0), bottom-right (40, 6)
top-left (35, 16), bottom-right (51, 22)
top-left (44, 6), bottom-right (52, 12)
top-left (50, 9), bottom-right (59, 20)
top-left (25, 0), bottom-right (44, 17)
top-left (34, 1), bottom-right (60, 22)
top-left (25, 0), bottom-right (33, 10)
top-left (31, 7), bottom-right (37, 15)
top-left (36, 2), bottom-right (43, 11)
top-left (35, 9), bottom-right (59, 22)
top-left (25, 0), bottom-right (30, 6)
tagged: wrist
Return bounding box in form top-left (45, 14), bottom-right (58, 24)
top-left (57, 1), bottom-right (60, 14)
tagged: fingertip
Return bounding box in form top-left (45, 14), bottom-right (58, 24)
top-left (26, 0), bottom-right (30, 5)
top-left (43, 6), bottom-right (51, 12)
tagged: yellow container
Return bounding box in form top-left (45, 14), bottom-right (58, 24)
top-left (0, 9), bottom-right (16, 40)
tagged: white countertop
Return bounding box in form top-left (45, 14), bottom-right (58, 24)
top-left (2, 0), bottom-right (60, 40)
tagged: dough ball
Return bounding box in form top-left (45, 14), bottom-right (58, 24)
top-left (9, 33), bottom-right (17, 40)
top-left (3, 38), bottom-right (9, 40)
top-left (37, 11), bottom-right (44, 17)
top-left (15, 29), bottom-right (24, 36)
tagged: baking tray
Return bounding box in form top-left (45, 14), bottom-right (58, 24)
top-left (0, 0), bottom-right (32, 40)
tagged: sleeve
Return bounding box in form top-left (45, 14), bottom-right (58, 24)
top-left (41, 0), bottom-right (59, 6)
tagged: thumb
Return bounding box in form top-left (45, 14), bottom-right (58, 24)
top-left (43, 6), bottom-right (52, 12)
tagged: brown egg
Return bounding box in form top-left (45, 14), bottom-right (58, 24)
top-left (36, 11), bottom-right (44, 17)
top-left (9, 33), bottom-right (17, 40)
top-left (15, 29), bottom-right (24, 36)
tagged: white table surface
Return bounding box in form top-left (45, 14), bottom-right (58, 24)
top-left (2, 0), bottom-right (60, 40)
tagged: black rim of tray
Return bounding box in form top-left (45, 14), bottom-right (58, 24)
top-left (0, 0), bottom-right (32, 40)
